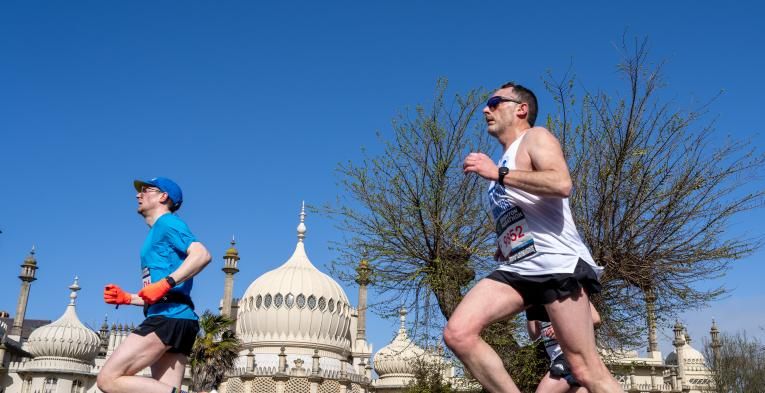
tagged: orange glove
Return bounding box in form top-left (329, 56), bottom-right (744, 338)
top-left (104, 284), bottom-right (132, 305)
top-left (137, 279), bottom-right (172, 304)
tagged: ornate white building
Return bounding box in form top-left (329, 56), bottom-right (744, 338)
top-left (0, 206), bottom-right (718, 393)
top-left (606, 320), bottom-right (717, 393)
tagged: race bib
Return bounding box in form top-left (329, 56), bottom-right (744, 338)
top-left (142, 267), bottom-right (152, 287)
top-left (496, 206), bottom-right (536, 263)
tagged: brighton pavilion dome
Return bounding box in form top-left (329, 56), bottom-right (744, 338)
top-left (236, 206), bottom-right (352, 359)
top-left (26, 277), bottom-right (101, 365)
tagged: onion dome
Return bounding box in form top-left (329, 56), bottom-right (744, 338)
top-left (26, 277), bottom-right (100, 362)
top-left (373, 308), bottom-right (428, 380)
top-left (666, 328), bottom-right (706, 366)
top-left (237, 204), bottom-right (352, 355)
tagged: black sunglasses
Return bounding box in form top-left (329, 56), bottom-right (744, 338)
top-left (487, 96), bottom-right (522, 110)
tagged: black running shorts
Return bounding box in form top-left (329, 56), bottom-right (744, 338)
top-left (486, 258), bottom-right (601, 322)
top-left (134, 316), bottom-right (200, 356)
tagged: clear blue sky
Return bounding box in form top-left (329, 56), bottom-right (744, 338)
top-left (1, 1), bottom-right (763, 356)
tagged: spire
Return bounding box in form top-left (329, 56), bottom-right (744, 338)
top-left (221, 236), bottom-right (240, 318)
top-left (710, 319), bottom-right (720, 344)
top-left (355, 258), bottom-right (371, 343)
top-left (19, 246), bottom-right (38, 281)
top-left (297, 201), bottom-right (307, 242)
top-left (223, 235), bottom-right (240, 273)
top-left (710, 319), bottom-right (722, 368)
top-left (225, 235), bottom-right (240, 258)
top-left (645, 288), bottom-right (658, 353)
top-left (398, 307), bottom-right (408, 335)
top-left (673, 320), bottom-right (685, 345)
top-left (68, 276), bottom-right (80, 306)
top-left (11, 246), bottom-right (39, 336)
top-left (24, 246), bottom-right (37, 265)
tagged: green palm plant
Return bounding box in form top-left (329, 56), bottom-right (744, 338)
top-left (189, 311), bottom-right (242, 392)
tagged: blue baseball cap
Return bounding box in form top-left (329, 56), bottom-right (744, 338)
top-left (133, 177), bottom-right (183, 210)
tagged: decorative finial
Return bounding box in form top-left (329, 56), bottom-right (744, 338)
top-left (399, 307), bottom-right (407, 331)
top-left (224, 234), bottom-right (240, 260)
top-left (356, 258), bottom-right (372, 285)
top-left (24, 245), bottom-right (38, 265)
top-left (69, 275), bottom-right (81, 305)
top-left (297, 201), bottom-right (307, 242)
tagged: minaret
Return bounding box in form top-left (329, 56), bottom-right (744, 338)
top-left (11, 247), bottom-right (38, 337)
top-left (710, 320), bottom-right (721, 369)
top-left (221, 236), bottom-right (240, 319)
top-left (355, 259), bottom-right (372, 343)
top-left (645, 288), bottom-right (660, 356)
top-left (353, 258), bottom-right (373, 367)
top-left (99, 315), bottom-right (110, 357)
top-left (672, 321), bottom-right (687, 389)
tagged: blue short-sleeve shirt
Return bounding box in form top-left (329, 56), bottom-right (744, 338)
top-left (140, 213), bottom-right (198, 320)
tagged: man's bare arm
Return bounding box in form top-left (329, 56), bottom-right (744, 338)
top-left (504, 128), bottom-right (572, 197)
top-left (462, 128), bottom-right (572, 198)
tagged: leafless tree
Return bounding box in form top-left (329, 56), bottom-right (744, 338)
top-left (326, 78), bottom-right (495, 325)
top-left (703, 330), bottom-right (765, 393)
top-left (545, 38), bottom-right (765, 347)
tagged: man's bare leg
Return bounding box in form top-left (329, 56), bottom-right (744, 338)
top-left (443, 278), bottom-right (526, 393)
top-left (152, 352), bottom-right (188, 390)
top-left (97, 333), bottom-right (177, 393)
top-left (535, 371), bottom-right (587, 393)
top-left (545, 289), bottom-right (623, 393)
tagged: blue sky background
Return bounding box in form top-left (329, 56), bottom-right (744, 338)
top-left (1, 1), bottom-right (764, 358)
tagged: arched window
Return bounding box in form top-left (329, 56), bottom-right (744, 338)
top-left (43, 377), bottom-right (57, 393)
top-left (71, 380), bottom-right (83, 393)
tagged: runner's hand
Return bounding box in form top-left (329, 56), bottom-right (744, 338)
top-left (137, 279), bottom-right (172, 304)
top-left (543, 326), bottom-right (556, 340)
top-left (463, 152), bottom-right (499, 180)
top-left (103, 284), bottom-right (132, 305)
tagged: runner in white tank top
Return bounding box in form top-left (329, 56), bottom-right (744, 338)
top-left (444, 82), bottom-right (624, 393)
top-left (488, 131), bottom-right (602, 276)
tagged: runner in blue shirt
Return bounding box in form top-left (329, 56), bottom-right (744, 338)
top-left (98, 177), bottom-right (212, 393)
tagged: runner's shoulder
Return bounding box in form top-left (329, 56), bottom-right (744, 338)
top-left (154, 214), bottom-right (190, 233)
top-left (523, 127), bottom-right (563, 149)
top-left (525, 126), bottom-right (556, 141)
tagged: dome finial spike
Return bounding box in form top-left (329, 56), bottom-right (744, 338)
top-left (399, 307), bottom-right (407, 331)
top-left (297, 201), bottom-right (307, 242)
top-left (231, 234), bottom-right (236, 246)
top-left (30, 245), bottom-right (36, 255)
top-left (69, 275), bottom-right (81, 305)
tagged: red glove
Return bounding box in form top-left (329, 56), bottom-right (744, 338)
top-left (137, 279), bottom-right (172, 304)
top-left (104, 284), bottom-right (132, 305)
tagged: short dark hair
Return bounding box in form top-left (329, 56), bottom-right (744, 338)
top-left (500, 82), bottom-right (538, 126)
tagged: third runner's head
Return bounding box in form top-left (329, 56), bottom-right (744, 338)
top-left (133, 177), bottom-right (183, 217)
top-left (483, 82), bottom-right (538, 137)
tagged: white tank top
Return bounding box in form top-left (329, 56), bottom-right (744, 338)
top-left (487, 132), bottom-right (602, 276)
